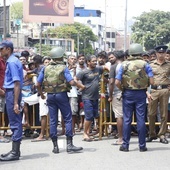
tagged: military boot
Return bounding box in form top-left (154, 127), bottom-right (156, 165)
top-left (1, 144), bottom-right (21, 158)
top-left (66, 136), bottom-right (83, 153)
top-left (52, 138), bottom-right (59, 154)
top-left (0, 141), bottom-right (20, 161)
top-left (1, 151), bottom-right (21, 158)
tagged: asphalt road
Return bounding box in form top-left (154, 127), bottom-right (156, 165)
top-left (0, 132), bottom-right (170, 170)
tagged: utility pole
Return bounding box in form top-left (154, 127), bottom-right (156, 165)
top-left (124, 0), bottom-right (128, 51)
top-left (77, 33), bottom-right (79, 56)
top-left (39, 22), bottom-right (42, 55)
top-left (3, 0), bottom-right (6, 40)
top-left (104, 0), bottom-right (107, 51)
top-left (16, 24), bottom-right (19, 50)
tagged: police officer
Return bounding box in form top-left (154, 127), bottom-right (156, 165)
top-left (146, 45), bottom-right (170, 144)
top-left (37, 47), bottom-right (84, 153)
top-left (115, 43), bottom-right (154, 152)
top-left (0, 40), bottom-right (23, 161)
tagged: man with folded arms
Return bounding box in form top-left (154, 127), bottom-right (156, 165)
top-left (146, 45), bottom-right (170, 144)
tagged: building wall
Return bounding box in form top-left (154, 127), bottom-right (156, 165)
top-left (74, 6), bottom-right (105, 51)
top-left (115, 34), bottom-right (130, 50)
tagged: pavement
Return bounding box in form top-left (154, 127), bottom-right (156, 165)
top-left (0, 131), bottom-right (170, 170)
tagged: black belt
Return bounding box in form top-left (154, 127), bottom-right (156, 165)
top-left (151, 85), bottom-right (168, 90)
top-left (5, 88), bottom-right (14, 91)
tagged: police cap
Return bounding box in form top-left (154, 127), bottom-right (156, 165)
top-left (154, 45), bottom-right (168, 53)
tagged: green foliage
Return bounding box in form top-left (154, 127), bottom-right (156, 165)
top-left (10, 2), bottom-right (23, 19)
top-left (131, 10), bottom-right (170, 50)
top-left (44, 22), bottom-right (98, 54)
top-left (34, 44), bottom-right (52, 57)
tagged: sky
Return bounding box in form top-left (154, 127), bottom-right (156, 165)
top-left (4, 0), bottom-right (170, 29)
top-left (74, 0), bottom-right (170, 28)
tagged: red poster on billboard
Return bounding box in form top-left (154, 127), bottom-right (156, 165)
top-left (23, 0), bottom-right (74, 23)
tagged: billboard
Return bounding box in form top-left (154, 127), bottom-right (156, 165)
top-left (23, 0), bottom-right (74, 23)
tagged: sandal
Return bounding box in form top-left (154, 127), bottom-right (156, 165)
top-left (111, 140), bottom-right (123, 145)
top-left (82, 138), bottom-right (92, 142)
top-left (0, 137), bottom-right (10, 143)
top-left (31, 137), bottom-right (47, 142)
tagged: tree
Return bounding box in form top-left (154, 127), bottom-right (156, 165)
top-left (45, 22), bottom-right (98, 55)
top-left (10, 2), bottom-right (23, 20)
top-left (34, 44), bottom-right (52, 57)
top-left (131, 10), bottom-right (170, 50)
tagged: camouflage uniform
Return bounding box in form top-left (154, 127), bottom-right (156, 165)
top-left (148, 60), bottom-right (170, 139)
top-left (43, 61), bottom-right (71, 93)
top-left (116, 56), bottom-right (153, 151)
top-left (38, 60), bottom-right (73, 140)
top-left (122, 56), bottom-right (149, 89)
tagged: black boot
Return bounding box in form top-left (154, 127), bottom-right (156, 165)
top-left (1, 150), bottom-right (21, 158)
top-left (52, 139), bottom-right (59, 154)
top-left (0, 141), bottom-right (20, 161)
top-left (66, 136), bottom-right (83, 153)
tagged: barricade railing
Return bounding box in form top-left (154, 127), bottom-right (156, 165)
top-left (98, 73), bottom-right (170, 140)
top-left (99, 101), bottom-right (170, 140)
top-left (0, 105), bottom-right (49, 137)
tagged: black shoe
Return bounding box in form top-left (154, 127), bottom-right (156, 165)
top-left (160, 138), bottom-right (169, 144)
top-left (146, 137), bottom-right (157, 142)
top-left (139, 147), bottom-right (148, 152)
top-left (119, 145), bottom-right (129, 152)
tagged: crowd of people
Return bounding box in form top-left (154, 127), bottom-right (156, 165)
top-left (0, 39), bottom-right (170, 161)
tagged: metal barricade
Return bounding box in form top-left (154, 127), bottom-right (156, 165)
top-left (98, 73), bottom-right (170, 140)
top-left (0, 104), bottom-right (49, 138)
top-left (99, 100), bottom-right (170, 140)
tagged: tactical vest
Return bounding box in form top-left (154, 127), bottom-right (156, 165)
top-left (43, 62), bottom-right (71, 93)
top-left (122, 56), bottom-right (149, 90)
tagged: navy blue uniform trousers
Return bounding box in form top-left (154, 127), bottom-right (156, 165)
top-left (47, 92), bottom-right (72, 140)
top-left (5, 89), bottom-right (22, 142)
top-left (122, 89), bottom-right (147, 149)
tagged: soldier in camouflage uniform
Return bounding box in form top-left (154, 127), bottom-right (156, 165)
top-left (115, 43), bottom-right (154, 152)
top-left (37, 47), bottom-right (85, 154)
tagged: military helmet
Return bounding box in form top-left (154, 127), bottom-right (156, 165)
top-left (50, 47), bottom-right (65, 58)
top-left (129, 43), bottom-right (143, 55)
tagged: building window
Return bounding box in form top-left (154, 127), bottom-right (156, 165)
top-left (96, 10), bottom-right (101, 17)
top-left (67, 40), bottom-right (71, 51)
top-left (107, 42), bottom-right (115, 48)
top-left (98, 25), bottom-right (102, 31)
top-left (106, 32), bottom-right (115, 38)
top-left (106, 32), bottom-right (110, 38)
top-left (111, 42), bottom-right (115, 48)
top-left (112, 32), bottom-right (115, 38)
